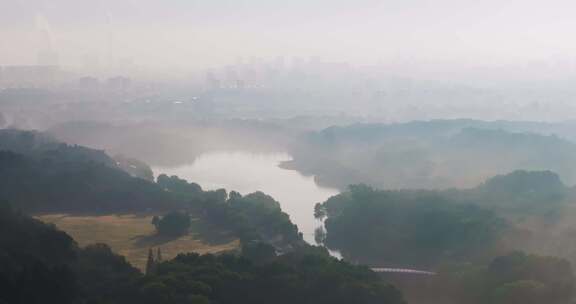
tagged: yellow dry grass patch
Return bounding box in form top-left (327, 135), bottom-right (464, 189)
top-left (36, 214), bottom-right (239, 271)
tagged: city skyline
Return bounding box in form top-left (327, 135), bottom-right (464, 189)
top-left (2, 0), bottom-right (576, 81)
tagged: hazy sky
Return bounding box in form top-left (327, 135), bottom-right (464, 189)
top-left (2, 0), bottom-right (576, 75)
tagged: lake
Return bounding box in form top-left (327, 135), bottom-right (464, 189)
top-left (153, 151), bottom-right (339, 245)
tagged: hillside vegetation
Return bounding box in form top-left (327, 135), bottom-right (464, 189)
top-left (1, 202), bottom-right (406, 304)
top-left (287, 121), bottom-right (576, 189)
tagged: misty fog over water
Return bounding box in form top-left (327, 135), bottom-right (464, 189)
top-left (153, 151), bottom-right (339, 244)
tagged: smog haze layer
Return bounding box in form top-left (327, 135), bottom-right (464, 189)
top-left (3, 0), bottom-right (576, 82)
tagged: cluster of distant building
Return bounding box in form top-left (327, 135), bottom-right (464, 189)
top-left (204, 56), bottom-right (355, 91)
top-left (0, 63), bottom-right (134, 95)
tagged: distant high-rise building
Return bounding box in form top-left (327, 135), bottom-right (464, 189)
top-left (106, 76), bottom-right (131, 92)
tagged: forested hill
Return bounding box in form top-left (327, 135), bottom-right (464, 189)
top-left (0, 128), bottom-right (153, 180)
top-left (315, 170), bottom-right (576, 268)
top-left (0, 201), bottom-right (406, 304)
top-left (311, 170), bottom-right (576, 303)
top-left (0, 150), bottom-right (179, 213)
top-left (0, 129), bottom-right (176, 213)
top-left (286, 121), bottom-right (576, 189)
top-left (0, 128), bottom-right (117, 166)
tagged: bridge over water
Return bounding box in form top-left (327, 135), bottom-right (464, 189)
top-left (371, 268), bottom-right (436, 275)
top-left (300, 233), bottom-right (437, 276)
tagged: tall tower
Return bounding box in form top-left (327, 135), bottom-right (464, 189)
top-left (34, 13), bottom-right (59, 66)
top-left (104, 10), bottom-right (116, 74)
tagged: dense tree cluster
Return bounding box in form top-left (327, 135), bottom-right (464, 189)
top-left (152, 211), bottom-right (192, 236)
top-left (155, 175), bottom-right (302, 248)
top-left (142, 251), bottom-right (405, 304)
top-left (157, 174), bottom-right (204, 205)
top-left (316, 170), bottom-right (576, 268)
top-left (202, 190), bottom-right (303, 249)
top-left (429, 252), bottom-right (575, 304)
top-left (74, 243), bottom-right (143, 304)
top-left (468, 170), bottom-right (569, 215)
top-left (316, 184), bottom-right (507, 267)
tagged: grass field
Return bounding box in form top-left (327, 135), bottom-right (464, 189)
top-left (37, 214), bottom-right (240, 270)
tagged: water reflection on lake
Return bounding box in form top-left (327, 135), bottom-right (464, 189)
top-left (153, 151), bottom-right (339, 245)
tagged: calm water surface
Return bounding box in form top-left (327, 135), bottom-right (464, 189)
top-left (153, 151), bottom-right (339, 244)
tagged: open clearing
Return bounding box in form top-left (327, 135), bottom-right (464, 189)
top-left (37, 214), bottom-right (239, 270)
